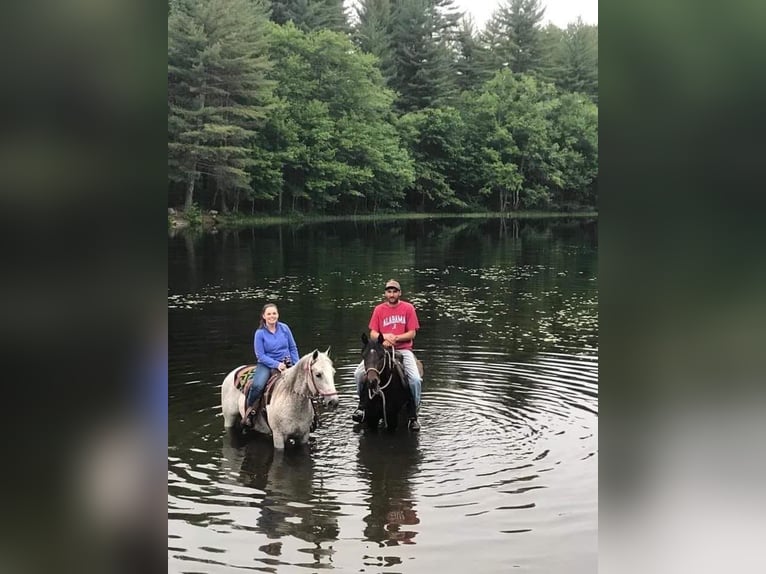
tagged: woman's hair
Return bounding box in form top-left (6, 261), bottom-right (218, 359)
top-left (259, 303), bottom-right (279, 329)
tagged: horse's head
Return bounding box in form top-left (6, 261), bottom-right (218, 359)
top-left (361, 333), bottom-right (387, 392)
top-left (307, 349), bottom-right (338, 408)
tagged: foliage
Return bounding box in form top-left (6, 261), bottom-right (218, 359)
top-left (184, 202), bottom-right (203, 226)
top-left (270, 0), bottom-right (349, 34)
top-left (397, 107), bottom-right (468, 211)
top-left (168, 0), bottom-right (275, 212)
top-left (546, 18), bottom-right (598, 103)
top-left (460, 71), bottom-right (598, 212)
top-left (167, 0), bottom-right (598, 216)
top-left (262, 23), bottom-right (414, 213)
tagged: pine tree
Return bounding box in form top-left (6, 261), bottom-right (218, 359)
top-left (454, 16), bottom-right (495, 91)
top-left (480, 8), bottom-right (515, 71)
top-left (482, 0), bottom-right (546, 76)
top-left (553, 19), bottom-right (598, 102)
top-left (270, 0), bottom-right (348, 33)
top-left (504, 0), bottom-right (546, 74)
top-left (386, 0), bottom-right (460, 112)
top-left (353, 0), bottom-right (393, 67)
top-left (168, 0), bottom-right (275, 212)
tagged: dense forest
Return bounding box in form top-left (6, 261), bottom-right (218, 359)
top-left (168, 0), bottom-right (598, 216)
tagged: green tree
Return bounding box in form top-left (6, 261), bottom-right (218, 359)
top-left (386, 0), bottom-right (460, 112)
top-left (263, 23), bottom-right (413, 214)
top-left (483, 0), bottom-right (546, 75)
top-left (270, 0), bottom-right (348, 33)
top-left (546, 92), bottom-right (598, 208)
top-left (353, 0), bottom-right (392, 64)
top-left (454, 16), bottom-right (496, 91)
top-left (461, 71), bottom-right (593, 212)
top-left (549, 19), bottom-right (598, 102)
top-left (504, 0), bottom-right (547, 74)
top-left (397, 107), bottom-right (466, 210)
top-left (168, 0), bottom-right (274, 212)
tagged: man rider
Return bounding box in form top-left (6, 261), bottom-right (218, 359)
top-left (352, 279), bottom-right (422, 431)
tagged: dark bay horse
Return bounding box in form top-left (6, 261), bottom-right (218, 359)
top-left (358, 333), bottom-right (415, 431)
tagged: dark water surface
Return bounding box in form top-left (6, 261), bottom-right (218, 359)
top-left (168, 217), bottom-right (598, 573)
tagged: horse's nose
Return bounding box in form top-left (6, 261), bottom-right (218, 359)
top-left (326, 395), bottom-right (339, 409)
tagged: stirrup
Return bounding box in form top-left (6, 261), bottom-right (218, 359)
top-left (408, 417), bottom-right (420, 431)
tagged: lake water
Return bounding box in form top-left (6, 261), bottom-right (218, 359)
top-left (168, 216), bottom-right (598, 573)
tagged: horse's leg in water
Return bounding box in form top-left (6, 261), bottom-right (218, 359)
top-left (272, 429), bottom-right (286, 449)
top-left (384, 402), bottom-right (400, 431)
top-left (365, 403), bottom-right (380, 431)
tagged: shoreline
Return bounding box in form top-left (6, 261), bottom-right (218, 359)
top-left (168, 210), bottom-right (598, 233)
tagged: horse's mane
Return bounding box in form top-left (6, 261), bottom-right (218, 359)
top-left (270, 350), bottom-right (323, 401)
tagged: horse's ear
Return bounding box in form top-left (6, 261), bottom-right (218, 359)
top-left (377, 333), bottom-right (384, 344)
top-left (312, 349), bottom-right (319, 361)
top-left (361, 333), bottom-right (369, 345)
top-left (325, 346), bottom-right (331, 356)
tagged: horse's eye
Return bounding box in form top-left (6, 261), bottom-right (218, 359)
top-left (316, 373), bottom-right (323, 378)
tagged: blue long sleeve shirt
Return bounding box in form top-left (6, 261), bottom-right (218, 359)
top-left (254, 322), bottom-right (300, 368)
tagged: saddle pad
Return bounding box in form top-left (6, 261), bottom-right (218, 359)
top-left (233, 365), bottom-right (256, 392)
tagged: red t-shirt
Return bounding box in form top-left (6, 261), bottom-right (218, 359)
top-left (368, 300), bottom-right (420, 350)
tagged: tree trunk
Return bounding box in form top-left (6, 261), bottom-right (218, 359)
top-left (499, 188), bottom-right (507, 213)
top-left (184, 170), bottom-right (196, 211)
top-left (220, 189), bottom-right (229, 214)
top-left (514, 157), bottom-right (525, 210)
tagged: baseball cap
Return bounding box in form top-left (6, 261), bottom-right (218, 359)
top-left (384, 279), bottom-right (401, 290)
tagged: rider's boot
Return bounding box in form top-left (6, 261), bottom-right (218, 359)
top-left (244, 404), bottom-right (257, 427)
top-left (407, 388), bottom-right (420, 431)
top-left (351, 394), bottom-right (367, 423)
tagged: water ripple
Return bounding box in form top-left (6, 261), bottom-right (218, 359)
top-left (169, 346), bottom-right (597, 572)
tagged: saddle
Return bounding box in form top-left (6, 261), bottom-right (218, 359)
top-left (391, 351), bottom-right (424, 388)
top-left (237, 365), bottom-right (283, 422)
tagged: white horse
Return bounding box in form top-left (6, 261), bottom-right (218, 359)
top-left (221, 349), bottom-right (339, 449)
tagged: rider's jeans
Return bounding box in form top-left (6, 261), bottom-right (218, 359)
top-left (247, 363), bottom-right (271, 408)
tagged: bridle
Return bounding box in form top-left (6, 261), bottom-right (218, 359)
top-left (304, 357), bottom-right (338, 401)
top-left (364, 345), bottom-right (394, 390)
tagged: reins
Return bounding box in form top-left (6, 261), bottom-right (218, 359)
top-left (365, 346), bottom-right (396, 428)
top-left (365, 347), bottom-right (394, 389)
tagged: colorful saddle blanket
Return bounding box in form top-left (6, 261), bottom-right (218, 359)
top-left (235, 365), bottom-right (283, 422)
top-left (233, 365), bottom-right (256, 392)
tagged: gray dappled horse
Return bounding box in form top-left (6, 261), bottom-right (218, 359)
top-left (221, 350), bottom-right (338, 448)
